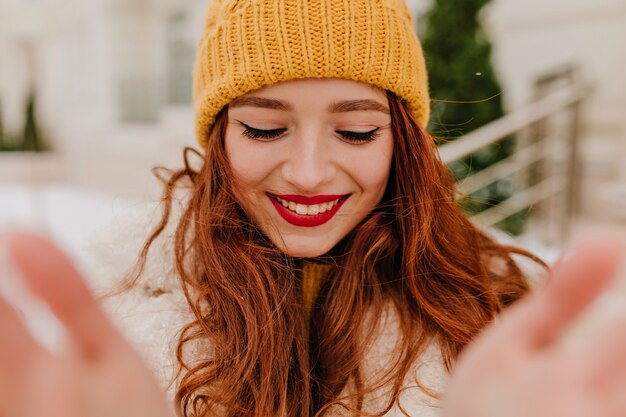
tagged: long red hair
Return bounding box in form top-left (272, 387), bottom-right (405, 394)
top-left (132, 91), bottom-right (544, 417)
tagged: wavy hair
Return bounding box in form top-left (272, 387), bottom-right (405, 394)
top-left (132, 91), bottom-right (545, 417)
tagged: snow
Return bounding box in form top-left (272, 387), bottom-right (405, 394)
top-left (0, 183), bottom-right (146, 262)
top-left (0, 183), bottom-right (151, 351)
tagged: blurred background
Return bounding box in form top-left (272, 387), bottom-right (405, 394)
top-left (1, 0), bottom-right (625, 261)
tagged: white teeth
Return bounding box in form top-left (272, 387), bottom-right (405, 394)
top-left (274, 196), bottom-right (343, 216)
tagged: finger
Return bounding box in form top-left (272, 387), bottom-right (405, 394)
top-left (7, 231), bottom-right (125, 361)
top-left (0, 295), bottom-right (48, 409)
top-left (493, 236), bottom-right (624, 350)
top-left (523, 237), bottom-right (624, 348)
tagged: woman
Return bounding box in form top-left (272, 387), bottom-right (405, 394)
top-left (133, 76), bottom-right (536, 416)
top-left (129, 1), bottom-right (540, 413)
top-left (2, 0), bottom-right (626, 416)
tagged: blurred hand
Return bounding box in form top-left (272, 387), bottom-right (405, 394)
top-left (0, 232), bottom-right (175, 417)
top-left (442, 237), bottom-right (626, 417)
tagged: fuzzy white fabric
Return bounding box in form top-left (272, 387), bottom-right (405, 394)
top-left (83, 204), bottom-right (553, 416)
top-left (83, 203), bottom-right (191, 399)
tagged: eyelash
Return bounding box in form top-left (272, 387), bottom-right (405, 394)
top-left (239, 122), bottom-right (381, 143)
top-left (336, 129), bottom-right (381, 143)
top-left (241, 125), bottom-right (287, 140)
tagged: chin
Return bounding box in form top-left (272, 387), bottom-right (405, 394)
top-left (277, 239), bottom-right (336, 259)
top-left (280, 246), bottom-right (330, 259)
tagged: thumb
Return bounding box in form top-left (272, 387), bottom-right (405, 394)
top-left (7, 231), bottom-right (124, 360)
top-left (497, 236), bottom-right (624, 350)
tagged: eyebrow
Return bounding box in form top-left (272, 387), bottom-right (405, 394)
top-left (229, 96), bottom-right (389, 114)
top-left (229, 96), bottom-right (292, 111)
top-left (329, 99), bottom-right (390, 114)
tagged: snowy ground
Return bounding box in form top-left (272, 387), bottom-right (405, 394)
top-left (0, 183), bottom-right (149, 261)
top-left (0, 183), bottom-right (157, 349)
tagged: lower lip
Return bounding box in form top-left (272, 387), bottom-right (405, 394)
top-left (269, 195), bottom-right (350, 227)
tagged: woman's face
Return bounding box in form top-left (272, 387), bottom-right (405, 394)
top-left (225, 78), bottom-right (393, 258)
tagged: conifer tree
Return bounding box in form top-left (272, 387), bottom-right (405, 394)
top-left (20, 92), bottom-right (46, 152)
top-left (0, 102), bottom-right (5, 151)
top-left (421, 0), bottom-right (524, 234)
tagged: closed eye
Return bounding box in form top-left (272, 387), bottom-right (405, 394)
top-left (238, 121), bottom-right (381, 143)
top-left (239, 122), bottom-right (286, 140)
top-left (336, 128), bottom-right (381, 143)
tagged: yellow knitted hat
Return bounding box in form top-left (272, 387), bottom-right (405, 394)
top-left (193, 0), bottom-right (430, 147)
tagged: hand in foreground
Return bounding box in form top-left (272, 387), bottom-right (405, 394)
top-left (442, 237), bottom-right (626, 417)
top-left (0, 232), bottom-right (175, 417)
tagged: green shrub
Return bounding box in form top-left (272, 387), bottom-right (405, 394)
top-left (421, 0), bottom-right (527, 235)
top-left (0, 91), bottom-right (48, 152)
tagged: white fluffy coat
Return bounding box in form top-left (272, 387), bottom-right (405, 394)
top-left (83, 204), bottom-right (505, 417)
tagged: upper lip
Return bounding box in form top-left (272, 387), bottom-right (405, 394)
top-left (269, 193), bottom-right (350, 205)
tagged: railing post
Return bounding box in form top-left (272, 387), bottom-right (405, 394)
top-left (563, 99), bottom-right (582, 240)
top-left (530, 65), bottom-right (580, 244)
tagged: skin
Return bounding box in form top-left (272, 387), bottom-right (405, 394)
top-left (442, 237), bottom-right (626, 417)
top-left (225, 78), bottom-right (394, 258)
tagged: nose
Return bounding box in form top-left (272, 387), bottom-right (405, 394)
top-left (281, 131), bottom-right (336, 192)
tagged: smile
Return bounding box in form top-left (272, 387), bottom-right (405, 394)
top-left (268, 193), bottom-right (351, 227)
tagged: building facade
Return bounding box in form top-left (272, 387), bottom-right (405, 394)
top-left (0, 0), bottom-right (206, 199)
top-left (1, 0), bottom-right (625, 212)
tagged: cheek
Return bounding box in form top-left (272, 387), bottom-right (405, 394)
top-left (225, 133), bottom-right (275, 189)
top-left (350, 138), bottom-right (394, 195)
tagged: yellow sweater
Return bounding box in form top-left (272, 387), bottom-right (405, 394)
top-left (301, 262), bottom-right (332, 320)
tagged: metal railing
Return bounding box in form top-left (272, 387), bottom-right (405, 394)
top-left (439, 66), bottom-right (590, 243)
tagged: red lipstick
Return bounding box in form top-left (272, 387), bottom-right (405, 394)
top-left (268, 194), bottom-right (350, 227)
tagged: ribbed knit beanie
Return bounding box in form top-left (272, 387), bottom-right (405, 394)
top-left (193, 0), bottom-right (430, 147)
